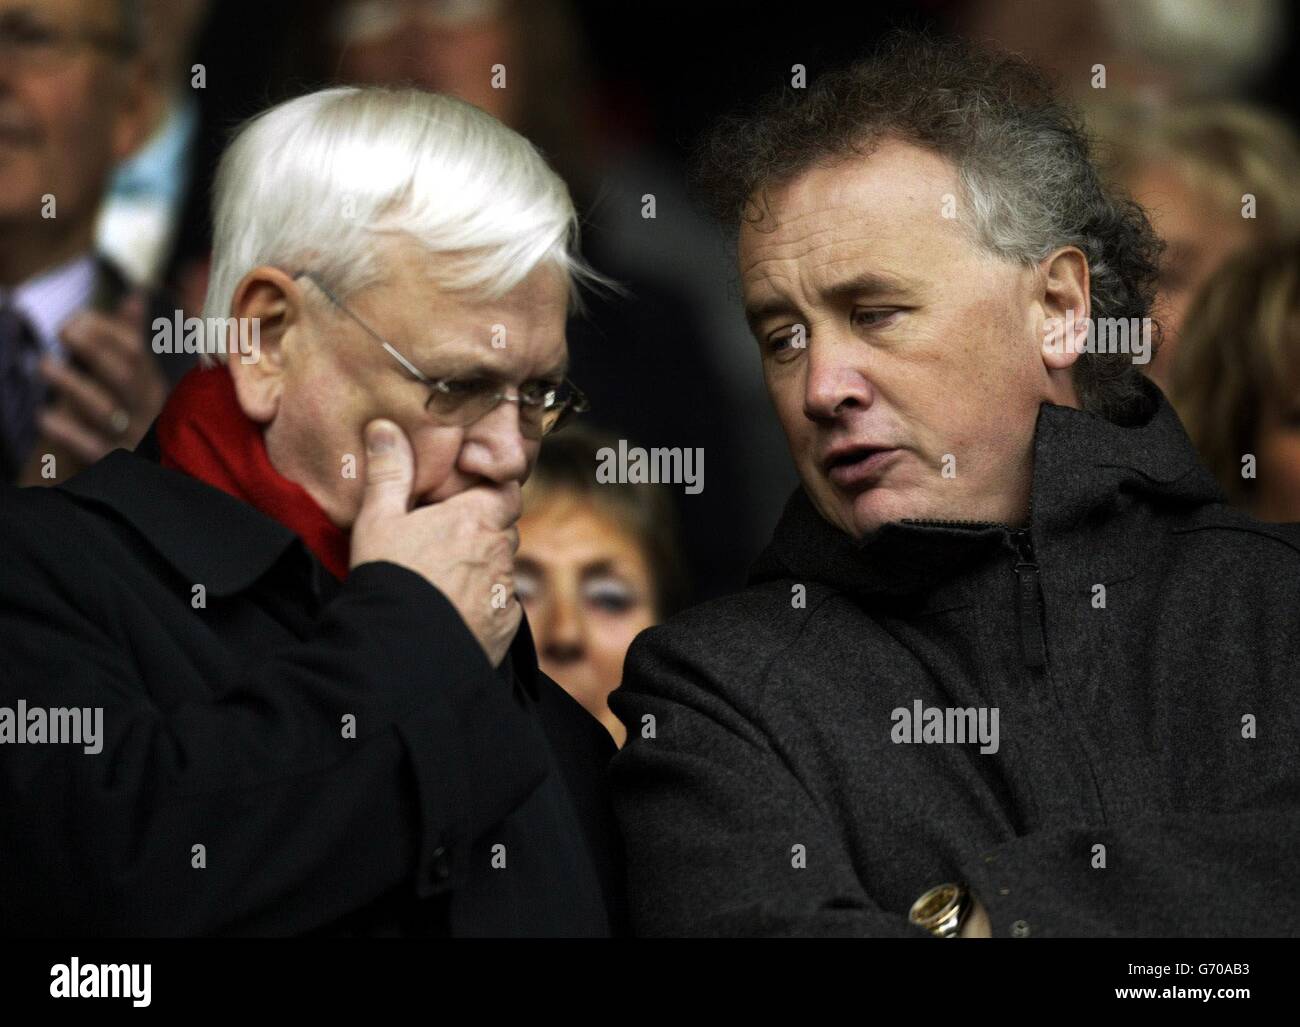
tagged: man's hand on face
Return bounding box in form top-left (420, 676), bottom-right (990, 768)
top-left (350, 418), bottom-right (523, 668)
top-left (28, 294), bottom-right (168, 478)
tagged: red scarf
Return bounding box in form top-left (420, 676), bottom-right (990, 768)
top-left (156, 365), bottom-right (351, 580)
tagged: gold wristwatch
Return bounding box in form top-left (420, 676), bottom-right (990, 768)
top-left (909, 883), bottom-right (971, 938)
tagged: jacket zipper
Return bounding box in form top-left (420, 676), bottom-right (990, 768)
top-left (1010, 528), bottom-right (1047, 669)
top-left (900, 518), bottom-right (1003, 529)
top-left (901, 517), bottom-right (1047, 669)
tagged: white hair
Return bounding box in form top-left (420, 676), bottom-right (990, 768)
top-left (202, 86), bottom-right (603, 361)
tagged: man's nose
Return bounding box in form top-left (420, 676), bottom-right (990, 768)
top-left (459, 395), bottom-right (530, 484)
top-left (541, 597), bottom-right (586, 665)
top-left (803, 338), bottom-right (874, 421)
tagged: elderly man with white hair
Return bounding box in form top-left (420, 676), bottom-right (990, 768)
top-left (0, 86), bottom-right (624, 937)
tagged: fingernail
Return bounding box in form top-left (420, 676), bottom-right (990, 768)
top-left (367, 424), bottom-right (394, 454)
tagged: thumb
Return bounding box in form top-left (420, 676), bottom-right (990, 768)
top-left (357, 419), bottom-right (414, 524)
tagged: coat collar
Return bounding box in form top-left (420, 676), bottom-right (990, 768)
top-left (58, 428), bottom-right (544, 701)
top-left (59, 428), bottom-right (306, 598)
top-left (1029, 376), bottom-right (1223, 534)
top-left (751, 378), bottom-right (1223, 599)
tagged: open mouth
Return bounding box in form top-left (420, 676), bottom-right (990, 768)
top-left (824, 446), bottom-right (899, 487)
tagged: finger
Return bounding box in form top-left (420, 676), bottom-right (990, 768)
top-left (356, 419), bottom-right (415, 523)
top-left (456, 480), bottom-right (522, 530)
top-left (58, 314), bottom-right (167, 420)
top-left (505, 525), bottom-right (520, 555)
top-left (37, 408), bottom-right (113, 464)
top-left (59, 316), bottom-right (137, 399)
top-left (498, 480), bottom-right (522, 523)
top-left (487, 533), bottom-right (516, 571)
top-left (39, 358), bottom-right (120, 432)
top-left (66, 307), bottom-right (149, 364)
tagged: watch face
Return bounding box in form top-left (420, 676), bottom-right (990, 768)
top-left (910, 883), bottom-right (960, 925)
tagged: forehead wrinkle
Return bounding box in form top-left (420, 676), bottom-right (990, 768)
top-left (408, 329), bottom-right (568, 380)
top-left (813, 255), bottom-right (925, 296)
top-left (744, 235), bottom-right (919, 327)
top-left (760, 201), bottom-right (973, 295)
top-left (740, 210), bottom-right (878, 272)
top-left (741, 208), bottom-right (925, 290)
top-left (741, 232), bottom-right (872, 314)
top-left (740, 162), bottom-right (964, 324)
top-left (754, 151), bottom-right (965, 251)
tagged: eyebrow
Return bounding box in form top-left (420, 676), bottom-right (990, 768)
top-left (413, 353), bottom-right (569, 382)
top-left (744, 270), bottom-right (917, 333)
top-left (472, 360), bottom-right (569, 380)
top-left (581, 560), bottom-right (621, 580)
top-left (511, 557), bottom-right (627, 579)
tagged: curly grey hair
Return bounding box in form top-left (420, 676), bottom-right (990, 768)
top-left (693, 29), bottom-right (1164, 423)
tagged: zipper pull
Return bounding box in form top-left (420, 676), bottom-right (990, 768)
top-left (1011, 531), bottom-right (1047, 669)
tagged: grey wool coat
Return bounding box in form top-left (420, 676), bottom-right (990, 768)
top-left (609, 380), bottom-right (1300, 937)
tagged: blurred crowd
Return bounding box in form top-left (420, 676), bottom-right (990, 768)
top-left (3, 0), bottom-right (1298, 744)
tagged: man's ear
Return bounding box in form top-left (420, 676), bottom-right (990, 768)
top-left (1037, 246), bottom-right (1090, 373)
top-left (225, 267), bottom-right (304, 425)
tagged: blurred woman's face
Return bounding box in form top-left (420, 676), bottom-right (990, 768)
top-left (1253, 384), bottom-right (1300, 522)
top-left (515, 493), bottom-right (658, 746)
top-left (1128, 160), bottom-right (1252, 389)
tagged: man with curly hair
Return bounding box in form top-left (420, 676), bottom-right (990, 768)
top-left (610, 30), bottom-right (1300, 938)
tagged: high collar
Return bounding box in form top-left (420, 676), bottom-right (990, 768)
top-left (153, 365), bottom-right (351, 581)
top-left (750, 378), bottom-right (1223, 599)
top-left (56, 431), bottom-right (543, 701)
top-left (60, 429), bottom-right (308, 599)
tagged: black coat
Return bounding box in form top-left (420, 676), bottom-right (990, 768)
top-left (0, 432), bottom-right (625, 937)
top-left (610, 381), bottom-right (1300, 937)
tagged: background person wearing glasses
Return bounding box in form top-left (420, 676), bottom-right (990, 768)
top-left (0, 85), bottom-right (625, 937)
top-left (0, 0), bottom-right (194, 486)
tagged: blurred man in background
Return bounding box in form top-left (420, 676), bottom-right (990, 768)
top-left (0, 0), bottom-right (188, 485)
